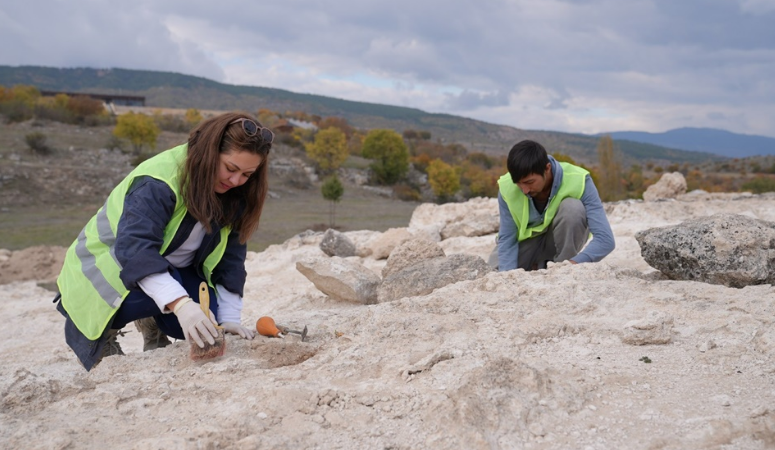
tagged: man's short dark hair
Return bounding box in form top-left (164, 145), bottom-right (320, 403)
top-left (506, 140), bottom-right (550, 183)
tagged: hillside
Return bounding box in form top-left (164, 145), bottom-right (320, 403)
top-left (602, 128), bottom-right (775, 158)
top-left (0, 65), bottom-right (722, 166)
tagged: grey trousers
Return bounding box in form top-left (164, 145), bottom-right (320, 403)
top-left (488, 198), bottom-right (589, 271)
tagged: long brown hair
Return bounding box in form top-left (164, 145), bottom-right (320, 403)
top-left (181, 111), bottom-right (272, 244)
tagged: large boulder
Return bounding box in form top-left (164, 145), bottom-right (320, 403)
top-left (366, 228), bottom-right (415, 260)
top-left (635, 213), bottom-right (775, 288)
top-left (319, 229), bottom-right (356, 257)
top-left (642, 172), bottom-right (687, 202)
top-left (296, 257), bottom-right (381, 304)
top-left (382, 238), bottom-right (445, 278)
top-left (408, 197), bottom-right (498, 241)
top-left (378, 254), bottom-right (493, 303)
top-left (440, 211), bottom-right (499, 240)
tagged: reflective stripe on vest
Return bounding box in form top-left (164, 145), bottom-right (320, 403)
top-left (57, 144), bottom-right (231, 340)
top-left (498, 162), bottom-right (587, 242)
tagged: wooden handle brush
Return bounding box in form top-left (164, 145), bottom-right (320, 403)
top-left (189, 282), bottom-right (226, 361)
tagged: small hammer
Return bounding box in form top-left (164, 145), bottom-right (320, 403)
top-left (278, 325), bottom-right (308, 342)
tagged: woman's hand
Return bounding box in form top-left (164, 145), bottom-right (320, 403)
top-left (221, 322), bottom-right (256, 340)
top-left (172, 298), bottom-right (219, 348)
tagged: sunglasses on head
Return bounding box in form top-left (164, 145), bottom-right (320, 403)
top-left (229, 118), bottom-right (274, 145)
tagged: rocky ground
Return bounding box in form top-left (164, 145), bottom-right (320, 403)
top-left (1, 191), bottom-right (774, 449)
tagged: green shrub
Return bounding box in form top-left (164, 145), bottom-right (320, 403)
top-left (25, 132), bottom-right (51, 155)
top-left (152, 113), bottom-right (189, 133)
top-left (105, 135), bottom-right (125, 152)
top-left (741, 176), bottom-right (775, 194)
top-left (276, 131), bottom-right (302, 148)
top-left (427, 158), bottom-right (460, 202)
top-left (393, 183), bottom-right (421, 201)
top-left (361, 129), bottom-right (409, 185)
top-left (0, 100), bottom-right (33, 123)
top-left (321, 174), bottom-right (344, 227)
top-left (34, 104), bottom-right (75, 123)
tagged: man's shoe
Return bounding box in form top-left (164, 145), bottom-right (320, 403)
top-left (134, 317), bottom-right (172, 352)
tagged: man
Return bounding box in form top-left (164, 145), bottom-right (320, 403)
top-left (490, 139), bottom-right (615, 271)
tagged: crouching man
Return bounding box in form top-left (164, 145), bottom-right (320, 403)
top-left (489, 139), bottom-right (615, 271)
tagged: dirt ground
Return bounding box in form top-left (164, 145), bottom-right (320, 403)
top-left (1, 192), bottom-right (774, 449)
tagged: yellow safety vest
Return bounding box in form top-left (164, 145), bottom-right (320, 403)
top-left (57, 144), bottom-right (230, 340)
top-left (498, 162), bottom-right (587, 242)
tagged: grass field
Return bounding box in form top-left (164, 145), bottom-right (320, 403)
top-left (0, 187), bottom-right (419, 252)
top-left (251, 186), bottom-right (419, 251)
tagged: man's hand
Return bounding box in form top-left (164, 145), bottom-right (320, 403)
top-left (547, 260), bottom-right (574, 270)
top-left (173, 298), bottom-right (219, 348)
top-left (221, 322), bottom-right (256, 340)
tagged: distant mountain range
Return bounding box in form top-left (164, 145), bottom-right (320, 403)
top-left (598, 128), bottom-right (775, 158)
top-left (1, 64), bottom-right (755, 165)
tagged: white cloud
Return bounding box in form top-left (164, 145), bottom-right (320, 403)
top-left (738, 0), bottom-right (775, 15)
top-left (1, 0), bottom-right (774, 137)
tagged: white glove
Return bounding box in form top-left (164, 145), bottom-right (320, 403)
top-left (221, 322), bottom-right (256, 340)
top-left (173, 298), bottom-right (219, 348)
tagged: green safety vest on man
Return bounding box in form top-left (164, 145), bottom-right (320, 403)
top-left (57, 144), bottom-right (231, 340)
top-left (498, 162), bottom-right (588, 242)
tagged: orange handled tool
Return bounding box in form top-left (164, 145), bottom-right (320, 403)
top-left (256, 316), bottom-right (282, 337)
top-left (256, 316), bottom-right (308, 342)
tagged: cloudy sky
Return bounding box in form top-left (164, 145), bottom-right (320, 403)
top-left (2, 0), bottom-right (774, 137)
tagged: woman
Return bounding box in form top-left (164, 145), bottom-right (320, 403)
top-left (55, 111), bottom-right (273, 370)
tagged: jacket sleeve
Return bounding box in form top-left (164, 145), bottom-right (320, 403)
top-left (572, 174), bottom-right (616, 263)
top-left (496, 192), bottom-right (520, 271)
top-left (115, 177), bottom-right (177, 289)
top-left (210, 228), bottom-right (247, 297)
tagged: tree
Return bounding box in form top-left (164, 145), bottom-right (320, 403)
top-left (292, 127), bottom-right (316, 147)
top-left (596, 135), bottom-right (624, 201)
top-left (321, 174), bottom-right (344, 228)
top-left (184, 108), bottom-right (203, 128)
top-left (460, 162), bottom-right (498, 198)
top-left (347, 131), bottom-right (365, 156)
top-left (403, 129), bottom-right (432, 140)
top-left (0, 84), bottom-right (39, 122)
top-left (67, 95), bottom-right (105, 117)
top-left (465, 152), bottom-right (495, 169)
top-left (305, 127), bottom-right (349, 173)
top-left (427, 159), bottom-right (460, 202)
top-left (53, 93), bottom-right (70, 110)
top-left (318, 116), bottom-right (354, 139)
top-left (11, 84), bottom-right (40, 107)
top-left (257, 108), bottom-right (279, 128)
top-left (361, 129), bottom-right (409, 184)
top-left (624, 164), bottom-right (645, 198)
top-left (403, 129), bottom-right (419, 140)
top-left (412, 140), bottom-right (466, 165)
top-left (113, 112), bottom-right (160, 155)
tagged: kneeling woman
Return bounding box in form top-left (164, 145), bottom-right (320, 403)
top-left (56, 111), bottom-right (273, 370)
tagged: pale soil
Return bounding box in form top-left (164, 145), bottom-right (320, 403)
top-left (1, 192), bottom-right (774, 450)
